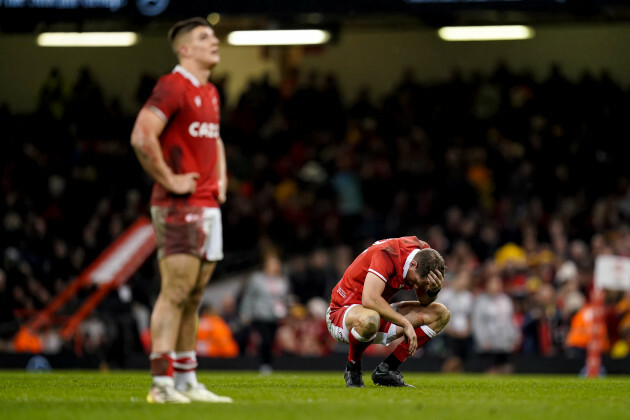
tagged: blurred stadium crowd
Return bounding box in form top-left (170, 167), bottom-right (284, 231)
top-left (2, 61), bottom-right (630, 371)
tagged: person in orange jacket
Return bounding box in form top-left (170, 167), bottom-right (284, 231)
top-left (565, 303), bottom-right (609, 359)
top-left (196, 305), bottom-right (239, 358)
top-left (13, 326), bottom-right (43, 354)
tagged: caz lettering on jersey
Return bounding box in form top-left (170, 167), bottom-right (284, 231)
top-left (188, 122), bottom-right (219, 138)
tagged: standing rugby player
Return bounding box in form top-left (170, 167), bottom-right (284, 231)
top-left (131, 17), bottom-right (231, 404)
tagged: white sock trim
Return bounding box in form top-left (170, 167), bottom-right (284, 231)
top-left (351, 327), bottom-right (377, 342)
top-left (174, 351), bottom-right (196, 360)
top-left (420, 325), bottom-right (437, 338)
top-left (173, 360), bottom-right (198, 370)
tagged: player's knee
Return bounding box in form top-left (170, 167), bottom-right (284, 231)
top-left (431, 302), bottom-right (450, 329)
top-left (443, 306), bottom-right (451, 326)
top-left (163, 283), bottom-right (191, 308)
top-left (358, 312), bottom-right (380, 337)
top-left (187, 287), bottom-right (204, 309)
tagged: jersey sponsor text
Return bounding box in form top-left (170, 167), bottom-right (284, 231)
top-left (188, 122), bottom-right (219, 138)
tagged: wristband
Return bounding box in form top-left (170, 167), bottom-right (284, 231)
top-left (427, 287), bottom-right (441, 297)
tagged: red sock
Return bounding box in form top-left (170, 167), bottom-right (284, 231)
top-left (150, 352), bottom-right (174, 377)
top-left (173, 352), bottom-right (198, 374)
top-left (348, 328), bottom-right (375, 365)
top-left (391, 325), bottom-right (436, 363)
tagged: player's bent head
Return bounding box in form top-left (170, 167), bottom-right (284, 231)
top-left (168, 17), bottom-right (212, 56)
top-left (414, 248), bottom-right (445, 278)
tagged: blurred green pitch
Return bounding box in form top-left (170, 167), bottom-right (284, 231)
top-left (1, 371), bottom-right (629, 420)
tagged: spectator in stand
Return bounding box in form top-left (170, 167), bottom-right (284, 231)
top-left (520, 284), bottom-right (563, 356)
top-left (196, 304), bottom-right (239, 358)
top-left (219, 294), bottom-right (249, 356)
top-left (472, 267), bottom-right (519, 373)
top-left (288, 254), bottom-right (309, 303)
top-left (305, 249), bottom-right (338, 302)
top-left (611, 291), bottom-right (630, 358)
top-left (239, 253), bottom-right (290, 374)
top-left (565, 302), bottom-right (610, 360)
top-left (37, 67), bottom-right (67, 121)
top-left (438, 267), bottom-right (474, 372)
top-left (276, 298), bottom-right (335, 357)
top-left (494, 242), bottom-right (529, 296)
top-left (331, 151), bottom-right (364, 246)
top-left (296, 297), bottom-right (335, 356)
top-left (275, 303), bottom-right (306, 355)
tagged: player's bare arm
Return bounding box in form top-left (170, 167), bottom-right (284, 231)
top-left (416, 269), bottom-right (444, 307)
top-left (131, 108), bottom-right (200, 195)
top-left (216, 136), bottom-right (227, 204)
top-left (362, 273), bottom-right (418, 354)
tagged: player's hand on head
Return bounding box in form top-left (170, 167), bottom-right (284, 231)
top-left (169, 172), bottom-right (200, 195)
top-left (427, 269), bottom-right (443, 293)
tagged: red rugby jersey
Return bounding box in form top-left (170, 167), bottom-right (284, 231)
top-left (330, 236), bottom-right (430, 308)
top-left (144, 65), bottom-right (221, 208)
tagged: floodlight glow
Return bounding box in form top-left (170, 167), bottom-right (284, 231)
top-left (37, 32), bottom-right (138, 47)
top-left (438, 26), bottom-right (534, 41)
top-left (207, 13), bottom-right (221, 26)
top-left (227, 30), bottom-right (331, 46)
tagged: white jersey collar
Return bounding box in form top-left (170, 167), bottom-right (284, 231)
top-left (403, 248), bottom-right (420, 279)
top-left (173, 65), bottom-right (201, 87)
